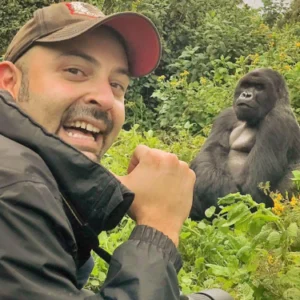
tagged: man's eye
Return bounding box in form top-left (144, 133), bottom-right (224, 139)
top-left (66, 68), bottom-right (84, 76)
top-left (111, 82), bottom-right (125, 91)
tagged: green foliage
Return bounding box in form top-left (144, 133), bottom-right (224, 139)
top-left (85, 177), bottom-right (300, 299)
top-left (167, 10), bottom-right (270, 80)
top-left (291, 170), bottom-right (300, 191)
top-left (0, 0), bottom-right (61, 55)
top-left (101, 125), bottom-right (204, 175)
top-left (152, 71), bottom-right (235, 134)
top-left (280, 0), bottom-right (300, 25)
top-left (178, 191), bottom-right (300, 299)
top-left (261, 0), bottom-right (289, 27)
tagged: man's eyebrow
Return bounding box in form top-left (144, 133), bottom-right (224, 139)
top-left (57, 50), bottom-right (100, 66)
top-left (57, 49), bottom-right (130, 78)
top-left (115, 67), bottom-right (130, 79)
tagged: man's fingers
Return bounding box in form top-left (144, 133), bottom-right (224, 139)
top-left (127, 145), bottom-right (150, 174)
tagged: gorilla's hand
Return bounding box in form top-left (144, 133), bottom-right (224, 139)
top-left (117, 145), bottom-right (196, 246)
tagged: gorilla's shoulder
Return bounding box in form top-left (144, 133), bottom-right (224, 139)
top-left (0, 135), bottom-right (58, 191)
top-left (213, 107), bottom-right (237, 129)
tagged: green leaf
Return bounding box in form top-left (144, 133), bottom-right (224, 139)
top-left (281, 268), bottom-right (300, 287)
top-left (222, 203), bottom-right (250, 227)
top-left (181, 232), bottom-right (191, 240)
top-left (90, 280), bottom-right (100, 287)
top-left (195, 257), bottom-right (205, 268)
top-left (267, 231), bottom-right (281, 247)
top-left (197, 222), bottom-right (207, 230)
top-left (205, 206), bottom-right (216, 218)
top-left (236, 246), bottom-right (252, 263)
top-left (287, 223), bottom-right (299, 238)
top-left (250, 213), bottom-right (278, 222)
top-left (206, 264), bottom-right (231, 277)
top-left (283, 288), bottom-right (300, 299)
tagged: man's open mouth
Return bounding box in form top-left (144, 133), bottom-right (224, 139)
top-left (63, 120), bottom-right (102, 141)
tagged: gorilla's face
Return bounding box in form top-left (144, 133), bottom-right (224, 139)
top-left (233, 69), bottom-right (279, 125)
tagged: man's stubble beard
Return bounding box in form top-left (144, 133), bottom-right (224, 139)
top-left (17, 68), bottom-right (30, 103)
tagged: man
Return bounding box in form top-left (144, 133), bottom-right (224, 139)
top-left (0, 2), bottom-right (196, 299)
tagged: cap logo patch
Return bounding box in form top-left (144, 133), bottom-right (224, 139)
top-left (65, 2), bottom-right (104, 18)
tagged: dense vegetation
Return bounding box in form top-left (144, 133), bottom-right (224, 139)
top-left (1, 0), bottom-right (300, 299)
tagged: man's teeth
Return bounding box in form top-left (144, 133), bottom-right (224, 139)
top-left (69, 121), bottom-right (101, 133)
top-left (66, 131), bottom-right (95, 141)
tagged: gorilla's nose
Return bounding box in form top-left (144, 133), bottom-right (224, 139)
top-left (241, 91), bottom-right (253, 99)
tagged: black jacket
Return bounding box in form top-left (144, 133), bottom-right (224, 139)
top-left (0, 90), bottom-right (182, 300)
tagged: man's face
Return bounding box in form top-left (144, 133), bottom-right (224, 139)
top-left (15, 27), bottom-right (129, 162)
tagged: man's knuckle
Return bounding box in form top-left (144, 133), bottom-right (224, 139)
top-left (166, 153), bottom-right (178, 163)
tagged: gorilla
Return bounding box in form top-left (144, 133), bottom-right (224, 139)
top-left (190, 68), bottom-right (300, 220)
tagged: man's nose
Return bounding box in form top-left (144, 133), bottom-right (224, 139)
top-left (85, 82), bottom-right (115, 111)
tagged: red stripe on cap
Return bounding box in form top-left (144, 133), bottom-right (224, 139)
top-left (65, 3), bottom-right (75, 14)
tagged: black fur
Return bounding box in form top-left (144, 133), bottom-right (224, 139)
top-left (190, 69), bottom-right (300, 220)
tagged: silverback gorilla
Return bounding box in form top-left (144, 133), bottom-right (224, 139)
top-left (190, 68), bottom-right (300, 221)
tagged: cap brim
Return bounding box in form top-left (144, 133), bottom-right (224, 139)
top-left (37, 12), bottom-right (161, 77)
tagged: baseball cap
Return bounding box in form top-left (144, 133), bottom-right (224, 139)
top-left (4, 2), bottom-right (161, 77)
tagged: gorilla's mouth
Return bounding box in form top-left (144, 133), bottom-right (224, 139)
top-left (237, 102), bottom-right (251, 108)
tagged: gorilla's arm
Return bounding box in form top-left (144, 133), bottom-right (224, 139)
top-left (241, 106), bottom-right (299, 204)
top-left (190, 108), bottom-right (239, 220)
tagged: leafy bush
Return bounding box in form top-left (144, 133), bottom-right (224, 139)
top-left (167, 10), bottom-right (271, 80)
top-left (86, 191), bottom-right (300, 300)
top-left (101, 125), bottom-right (204, 174)
top-left (178, 192), bottom-right (300, 299)
top-left (152, 70), bottom-right (235, 134)
top-left (0, 0), bottom-right (60, 55)
top-left (280, 0), bottom-right (300, 25)
top-left (261, 0), bottom-right (289, 27)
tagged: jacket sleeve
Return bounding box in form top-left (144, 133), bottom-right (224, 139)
top-left (97, 225), bottom-right (182, 300)
top-left (0, 181), bottom-right (182, 300)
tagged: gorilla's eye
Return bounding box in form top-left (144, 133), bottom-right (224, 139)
top-left (241, 82), bottom-right (250, 89)
top-left (255, 83), bottom-right (264, 91)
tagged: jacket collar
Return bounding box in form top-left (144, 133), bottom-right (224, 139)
top-left (0, 90), bottom-right (134, 233)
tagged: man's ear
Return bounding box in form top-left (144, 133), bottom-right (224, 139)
top-left (0, 61), bottom-right (22, 99)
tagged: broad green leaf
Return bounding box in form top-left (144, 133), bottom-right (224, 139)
top-left (222, 203), bottom-right (250, 227)
top-left (283, 288), bottom-right (300, 300)
top-left (90, 280), bottom-right (100, 287)
top-left (236, 246), bottom-right (252, 263)
top-left (206, 264), bottom-right (231, 277)
top-left (267, 231), bottom-right (281, 247)
top-left (181, 232), bottom-right (192, 240)
top-left (287, 223), bottom-right (299, 238)
top-left (283, 268), bottom-right (300, 286)
top-left (205, 206), bottom-right (216, 218)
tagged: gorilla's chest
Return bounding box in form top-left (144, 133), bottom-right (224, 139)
top-left (228, 122), bottom-right (257, 182)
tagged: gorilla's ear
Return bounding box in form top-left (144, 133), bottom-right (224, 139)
top-left (0, 61), bottom-right (21, 100)
top-left (271, 71), bottom-right (286, 94)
